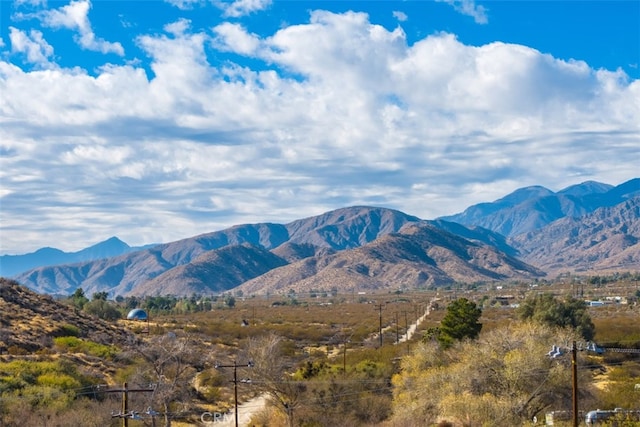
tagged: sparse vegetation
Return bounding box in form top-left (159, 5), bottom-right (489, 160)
top-left (1, 276), bottom-right (640, 426)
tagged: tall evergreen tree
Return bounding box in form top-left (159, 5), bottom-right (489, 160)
top-left (438, 298), bottom-right (482, 348)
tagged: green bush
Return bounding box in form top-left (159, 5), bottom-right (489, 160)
top-left (53, 336), bottom-right (118, 359)
top-left (54, 324), bottom-right (81, 337)
top-left (36, 372), bottom-right (81, 390)
top-left (0, 358), bottom-right (95, 409)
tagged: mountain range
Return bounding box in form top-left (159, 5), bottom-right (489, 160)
top-left (3, 178), bottom-right (639, 297)
top-left (0, 237), bottom-right (155, 278)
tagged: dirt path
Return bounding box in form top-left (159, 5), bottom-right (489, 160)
top-left (397, 310), bottom-right (429, 343)
top-left (368, 303), bottom-right (432, 346)
top-left (213, 394), bottom-right (268, 427)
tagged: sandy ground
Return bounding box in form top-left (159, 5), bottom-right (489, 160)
top-left (209, 394), bottom-right (269, 427)
top-left (397, 311), bottom-right (429, 343)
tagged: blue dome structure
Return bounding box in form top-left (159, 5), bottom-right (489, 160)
top-left (127, 308), bottom-right (148, 321)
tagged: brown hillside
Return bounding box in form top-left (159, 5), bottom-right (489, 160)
top-left (238, 223), bottom-right (544, 295)
top-left (0, 278), bottom-right (130, 353)
top-left (131, 244), bottom-right (289, 296)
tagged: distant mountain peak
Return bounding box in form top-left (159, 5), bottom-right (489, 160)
top-left (83, 236), bottom-right (130, 251)
top-left (438, 178), bottom-right (639, 237)
top-left (1, 236), bottom-right (134, 278)
top-left (558, 181), bottom-right (612, 197)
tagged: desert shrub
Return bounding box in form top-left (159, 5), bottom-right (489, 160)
top-left (36, 372), bottom-right (82, 390)
top-left (353, 359), bottom-right (388, 378)
top-left (196, 368), bottom-right (227, 387)
top-left (195, 369), bottom-right (224, 401)
top-left (391, 322), bottom-right (588, 426)
top-left (53, 336), bottom-right (118, 358)
top-left (52, 323), bottom-right (81, 337)
top-left (0, 356), bottom-right (101, 414)
top-left (7, 345), bottom-right (29, 355)
top-left (0, 395), bottom-right (113, 427)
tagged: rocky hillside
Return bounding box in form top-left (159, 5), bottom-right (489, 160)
top-left (0, 278), bottom-right (130, 353)
top-left (129, 244), bottom-right (289, 296)
top-left (509, 196), bottom-right (640, 273)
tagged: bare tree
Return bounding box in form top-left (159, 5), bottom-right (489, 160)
top-left (127, 333), bottom-right (203, 427)
top-left (242, 333), bottom-right (306, 427)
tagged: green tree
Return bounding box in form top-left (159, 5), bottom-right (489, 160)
top-left (438, 298), bottom-right (482, 348)
top-left (516, 293), bottom-right (595, 340)
top-left (91, 291), bottom-right (108, 301)
top-left (83, 299), bottom-right (121, 320)
top-left (70, 288), bottom-right (89, 309)
top-left (225, 295), bottom-right (236, 308)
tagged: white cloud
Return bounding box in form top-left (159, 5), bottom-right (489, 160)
top-left (164, 0), bottom-right (203, 10)
top-left (14, 0), bottom-right (46, 6)
top-left (0, 10), bottom-right (638, 253)
top-left (212, 22), bottom-right (261, 55)
top-left (8, 27), bottom-right (55, 68)
top-left (38, 0), bottom-right (125, 55)
top-left (217, 0), bottom-right (272, 18)
top-left (437, 0), bottom-right (488, 24)
top-left (392, 11), bottom-right (408, 22)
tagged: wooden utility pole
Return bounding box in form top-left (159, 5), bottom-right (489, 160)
top-left (106, 383), bottom-right (155, 427)
top-left (122, 383), bottom-right (128, 427)
top-left (572, 341), bottom-right (578, 427)
top-left (374, 303), bottom-right (384, 348)
top-left (343, 339), bottom-right (347, 377)
top-left (395, 311), bottom-right (399, 344)
top-left (215, 361), bottom-right (253, 427)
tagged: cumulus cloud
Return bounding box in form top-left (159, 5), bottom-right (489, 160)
top-left (0, 10), bottom-right (638, 253)
top-left (36, 0), bottom-right (124, 55)
top-left (212, 22), bottom-right (261, 55)
top-left (8, 27), bottom-right (55, 68)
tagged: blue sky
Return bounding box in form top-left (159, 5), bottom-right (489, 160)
top-left (0, 0), bottom-right (639, 254)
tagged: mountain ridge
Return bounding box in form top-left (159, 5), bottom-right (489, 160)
top-left (439, 178), bottom-right (638, 237)
top-left (0, 236), bottom-right (156, 277)
top-left (6, 178), bottom-right (639, 297)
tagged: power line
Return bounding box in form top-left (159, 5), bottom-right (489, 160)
top-left (214, 360), bottom-right (254, 427)
top-left (103, 383), bottom-right (155, 427)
